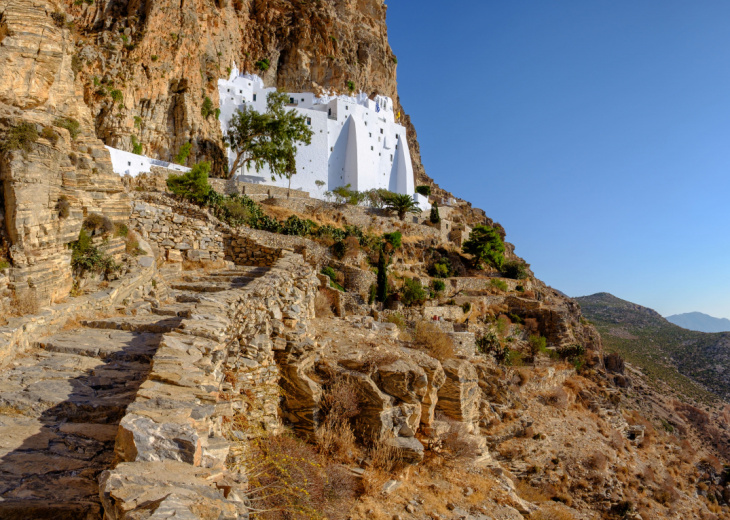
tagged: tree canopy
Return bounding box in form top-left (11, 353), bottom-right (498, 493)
top-left (462, 224), bottom-right (506, 269)
top-left (224, 91), bottom-right (313, 186)
top-left (383, 193), bottom-right (422, 220)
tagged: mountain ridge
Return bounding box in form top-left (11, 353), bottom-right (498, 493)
top-left (666, 311), bottom-right (730, 333)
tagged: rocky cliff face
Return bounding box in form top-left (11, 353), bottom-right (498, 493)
top-left (66, 0), bottom-right (399, 173)
top-left (0, 0), bottom-right (128, 301)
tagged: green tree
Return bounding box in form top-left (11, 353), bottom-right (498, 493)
top-left (224, 91), bottom-right (313, 197)
top-left (415, 185), bottom-right (431, 196)
top-left (462, 225), bottom-right (505, 269)
top-left (430, 201), bottom-right (441, 224)
top-left (167, 162), bottom-right (212, 204)
top-left (383, 193), bottom-right (422, 220)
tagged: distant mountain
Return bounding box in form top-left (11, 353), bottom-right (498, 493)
top-left (576, 292), bottom-right (730, 402)
top-left (666, 312), bottom-right (730, 333)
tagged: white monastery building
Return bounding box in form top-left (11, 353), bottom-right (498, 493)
top-left (106, 67), bottom-right (428, 210)
top-left (218, 68), bottom-right (429, 210)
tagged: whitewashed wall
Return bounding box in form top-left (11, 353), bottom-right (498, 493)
top-left (105, 146), bottom-right (190, 177)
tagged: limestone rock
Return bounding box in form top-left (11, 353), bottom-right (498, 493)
top-left (436, 359), bottom-right (480, 427)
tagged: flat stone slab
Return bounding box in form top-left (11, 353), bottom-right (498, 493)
top-left (81, 315), bottom-right (184, 333)
top-left (38, 330), bottom-right (162, 361)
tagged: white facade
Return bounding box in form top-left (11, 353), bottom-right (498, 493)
top-left (218, 68), bottom-right (430, 210)
top-left (105, 146), bottom-right (190, 177)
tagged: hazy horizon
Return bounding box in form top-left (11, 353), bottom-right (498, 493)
top-left (387, 1), bottom-right (730, 319)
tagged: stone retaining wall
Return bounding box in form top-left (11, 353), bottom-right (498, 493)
top-left (101, 253), bottom-right (320, 518)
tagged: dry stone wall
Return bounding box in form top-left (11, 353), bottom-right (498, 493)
top-left (101, 252), bottom-right (320, 519)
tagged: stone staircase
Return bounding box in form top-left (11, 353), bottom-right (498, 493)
top-left (0, 263), bottom-right (271, 519)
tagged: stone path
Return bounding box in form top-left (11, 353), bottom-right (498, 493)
top-left (0, 265), bottom-right (267, 519)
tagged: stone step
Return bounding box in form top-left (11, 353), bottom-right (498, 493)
top-left (0, 499), bottom-right (102, 520)
top-left (184, 274), bottom-right (256, 284)
top-left (170, 282), bottom-right (244, 293)
top-left (81, 315), bottom-right (184, 333)
top-left (38, 330), bottom-right (161, 362)
top-left (151, 304), bottom-right (194, 318)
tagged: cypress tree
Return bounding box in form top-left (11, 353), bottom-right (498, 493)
top-left (430, 201), bottom-right (441, 224)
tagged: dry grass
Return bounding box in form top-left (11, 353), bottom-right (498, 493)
top-left (61, 315), bottom-right (83, 331)
top-left (441, 419), bottom-right (481, 460)
top-left (583, 451), bottom-right (608, 471)
top-left (362, 435), bottom-right (404, 496)
top-left (0, 404), bottom-right (26, 416)
top-left (412, 321), bottom-right (455, 362)
top-left (316, 376), bottom-right (361, 463)
top-left (315, 289), bottom-right (335, 318)
top-left (531, 503), bottom-right (579, 520)
top-left (540, 387), bottom-right (569, 409)
top-left (8, 288), bottom-right (41, 316)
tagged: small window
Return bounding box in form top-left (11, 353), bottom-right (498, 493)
top-left (345, 106), bottom-right (348, 110)
top-left (239, 90), bottom-right (242, 94)
top-left (306, 117), bottom-right (312, 126)
top-left (127, 161), bottom-right (131, 166)
top-left (290, 97), bottom-right (295, 103)
top-left (371, 146), bottom-right (374, 151)
top-left (330, 147), bottom-right (333, 152)
top-left (301, 98), bottom-right (305, 102)
top-left (390, 154), bottom-right (393, 161)
top-left (253, 94), bottom-right (257, 101)
top-left (396, 134), bottom-right (400, 139)
top-left (364, 121), bottom-right (367, 126)
top-left (396, 144), bottom-right (398, 150)
top-left (369, 132), bottom-right (372, 138)
top-left (380, 128), bottom-right (384, 134)
top-left (227, 88), bottom-right (230, 93)
top-left (378, 136), bottom-right (381, 142)
top-left (328, 108), bottom-right (332, 116)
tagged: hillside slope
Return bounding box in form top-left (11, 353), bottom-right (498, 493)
top-left (667, 312), bottom-right (730, 333)
top-left (576, 292), bottom-right (730, 402)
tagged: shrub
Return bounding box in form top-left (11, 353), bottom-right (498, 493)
top-left (201, 96), bottom-right (214, 118)
top-left (51, 10), bottom-right (66, 27)
top-left (346, 80), bottom-right (355, 92)
top-left (461, 302), bottom-right (471, 313)
top-left (463, 224), bottom-right (505, 269)
top-left (431, 279), bottom-right (445, 294)
top-left (442, 419), bottom-right (480, 460)
top-left (252, 214), bottom-right (282, 233)
top-left (130, 134), bottom-right (143, 155)
top-left (255, 58), bottom-right (270, 71)
top-left (83, 213), bottom-right (114, 234)
top-left (540, 387), bottom-right (568, 409)
top-left (175, 143), bottom-right (193, 165)
top-left (490, 278), bottom-right (508, 292)
top-left (604, 352), bottom-right (625, 373)
top-left (502, 259), bottom-right (528, 280)
top-left (41, 126), bottom-right (59, 145)
top-left (125, 230), bottom-right (143, 255)
top-left (413, 321), bottom-right (455, 361)
top-left (0, 259), bottom-right (10, 270)
top-left (316, 224), bottom-right (346, 242)
top-left (331, 184), bottom-right (366, 205)
top-left (54, 117), bottom-right (81, 140)
top-left (151, 55), bottom-right (158, 61)
top-left (1, 122), bottom-right (38, 153)
top-left (10, 288), bottom-right (41, 315)
top-left (114, 223), bottom-right (129, 237)
top-left (57, 195), bottom-right (71, 218)
top-left (385, 313), bottom-right (407, 330)
top-left (430, 201), bottom-right (440, 224)
top-left (317, 375), bottom-right (360, 462)
top-left (281, 215), bottom-right (315, 236)
top-left (430, 256), bottom-right (453, 278)
top-left (368, 283), bottom-right (377, 304)
top-left (529, 334), bottom-right (548, 356)
top-left (401, 278), bottom-right (426, 306)
top-left (415, 185), bottom-right (431, 196)
top-left (477, 332), bottom-right (507, 362)
top-left (110, 89), bottom-right (123, 104)
top-left (383, 231), bottom-right (402, 249)
top-left (166, 162), bottom-right (213, 204)
top-left (70, 229), bottom-right (119, 276)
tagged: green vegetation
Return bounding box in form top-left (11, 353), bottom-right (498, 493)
top-left (282, 215), bottom-right (316, 236)
top-left (429, 256), bottom-right (453, 278)
top-left (201, 96), bottom-right (214, 118)
top-left (110, 89), bottom-right (123, 104)
top-left (174, 142), bottom-right (192, 165)
top-left (502, 259), bottom-right (528, 280)
top-left (346, 80), bottom-right (355, 92)
top-left (223, 91), bottom-right (313, 195)
top-left (134, 116), bottom-right (142, 128)
top-left (41, 126), bottom-right (59, 145)
top-left (320, 266), bottom-right (344, 291)
top-left (431, 279), bottom-right (445, 295)
top-left (255, 58), bottom-right (270, 71)
top-left (489, 278), bottom-right (508, 292)
top-left (167, 162), bottom-right (213, 204)
top-left (151, 55), bottom-right (159, 61)
top-left (1, 122), bottom-right (38, 153)
top-left (70, 229), bottom-right (118, 277)
top-left (401, 277), bottom-right (426, 307)
top-left (528, 334), bottom-right (548, 356)
top-left (83, 213), bottom-right (114, 234)
top-left (576, 293), bottom-right (724, 403)
top-left (54, 117), bottom-right (81, 140)
top-left (463, 225), bottom-right (505, 269)
top-left (131, 135), bottom-right (143, 155)
top-left (330, 184), bottom-right (367, 205)
top-left (415, 185), bottom-right (431, 196)
top-left (383, 193), bottom-right (422, 220)
top-left (430, 201), bottom-right (440, 224)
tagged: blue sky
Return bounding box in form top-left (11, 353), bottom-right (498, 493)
top-left (386, 1), bottom-right (730, 319)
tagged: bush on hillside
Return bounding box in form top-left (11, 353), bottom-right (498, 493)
top-left (1, 122), bottom-right (39, 153)
top-left (463, 224), bottom-right (505, 269)
top-left (53, 117), bottom-right (81, 140)
top-left (502, 259), bottom-right (528, 280)
top-left (401, 277), bottom-right (427, 307)
top-left (167, 162), bottom-right (212, 204)
top-left (415, 185), bottom-right (431, 196)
